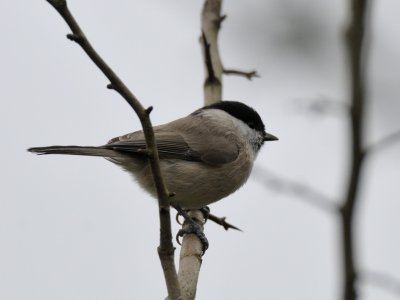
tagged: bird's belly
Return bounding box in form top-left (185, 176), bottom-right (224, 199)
top-left (141, 159), bottom-right (253, 209)
top-left (107, 156), bottom-right (253, 209)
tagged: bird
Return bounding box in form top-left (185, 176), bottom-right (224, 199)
top-left (28, 101), bottom-right (277, 210)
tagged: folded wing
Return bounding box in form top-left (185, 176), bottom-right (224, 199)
top-left (105, 123), bottom-right (239, 165)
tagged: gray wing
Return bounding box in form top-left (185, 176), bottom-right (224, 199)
top-left (104, 118), bottom-right (239, 165)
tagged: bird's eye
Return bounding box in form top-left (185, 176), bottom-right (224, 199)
top-left (248, 122), bottom-right (255, 129)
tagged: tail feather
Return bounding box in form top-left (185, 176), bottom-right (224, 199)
top-left (28, 145), bottom-right (122, 158)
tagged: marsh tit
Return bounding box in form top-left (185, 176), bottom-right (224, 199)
top-left (28, 101), bottom-right (277, 209)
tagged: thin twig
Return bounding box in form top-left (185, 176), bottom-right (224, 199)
top-left (45, 1), bottom-right (180, 298)
top-left (208, 213), bottom-right (242, 231)
top-left (223, 68), bottom-right (259, 80)
top-left (365, 129), bottom-right (400, 155)
top-left (217, 14), bottom-right (227, 27)
top-left (291, 96), bottom-right (349, 117)
top-left (360, 270), bottom-right (400, 297)
top-left (176, 211), bottom-right (242, 232)
top-left (341, 1), bottom-right (370, 300)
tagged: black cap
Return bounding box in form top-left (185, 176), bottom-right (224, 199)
top-left (202, 101), bottom-right (266, 134)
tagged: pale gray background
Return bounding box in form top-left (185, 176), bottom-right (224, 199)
top-left (1, 1), bottom-right (399, 299)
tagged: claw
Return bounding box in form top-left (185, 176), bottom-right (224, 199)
top-left (174, 206), bottom-right (209, 255)
top-left (176, 231), bottom-right (183, 246)
top-left (199, 206), bottom-right (210, 221)
top-left (175, 211), bottom-right (184, 225)
top-left (175, 222), bottom-right (209, 255)
top-left (175, 211), bottom-right (185, 225)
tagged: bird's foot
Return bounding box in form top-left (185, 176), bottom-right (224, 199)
top-left (176, 222), bottom-right (209, 255)
top-left (175, 207), bottom-right (209, 255)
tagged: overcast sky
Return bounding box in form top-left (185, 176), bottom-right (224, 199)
top-left (1, 1), bottom-right (400, 299)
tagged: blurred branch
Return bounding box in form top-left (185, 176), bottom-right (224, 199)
top-left (292, 96), bottom-right (349, 117)
top-left (254, 168), bottom-right (339, 213)
top-left (223, 68), bottom-right (259, 80)
top-left (201, 32), bottom-right (218, 84)
top-left (45, 1), bottom-right (180, 298)
top-left (360, 270), bottom-right (400, 297)
top-left (341, 1), bottom-right (370, 300)
top-left (366, 129), bottom-right (400, 155)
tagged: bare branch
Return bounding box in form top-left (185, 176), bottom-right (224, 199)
top-left (176, 210), bottom-right (242, 232)
top-left (365, 129), bottom-right (400, 155)
top-left (360, 270), bottom-right (400, 297)
top-left (175, 1), bottom-right (226, 297)
top-left (223, 68), bottom-right (259, 80)
top-left (178, 210), bottom-right (205, 300)
top-left (341, 1), bottom-right (370, 299)
top-left (45, 1), bottom-right (180, 298)
top-left (201, 0), bottom-right (224, 105)
top-left (253, 168), bottom-right (339, 214)
top-left (208, 213), bottom-right (242, 231)
top-left (217, 14), bottom-right (227, 27)
top-left (201, 32), bottom-right (217, 84)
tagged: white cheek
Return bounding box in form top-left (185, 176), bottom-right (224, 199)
top-left (236, 121), bottom-right (261, 158)
top-left (236, 119), bottom-right (252, 136)
top-left (201, 109), bottom-right (262, 159)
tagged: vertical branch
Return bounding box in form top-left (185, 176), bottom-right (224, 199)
top-left (44, 1), bottom-right (181, 299)
top-left (177, 210), bottom-right (205, 300)
top-left (341, 1), bottom-right (370, 300)
top-left (176, 1), bottom-right (225, 299)
top-left (201, 0), bottom-right (224, 105)
top-left (158, 205), bottom-right (181, 299)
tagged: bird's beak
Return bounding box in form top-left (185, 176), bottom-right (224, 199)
top-left (263, 132), bottom-right (278, 142)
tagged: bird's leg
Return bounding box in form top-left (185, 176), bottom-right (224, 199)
top-left (199, 206), bottom-right (210, 221)
top-left (175, 206), bottom-right (209, 255)
top-left (176, 206), bottom-right (210, 224)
